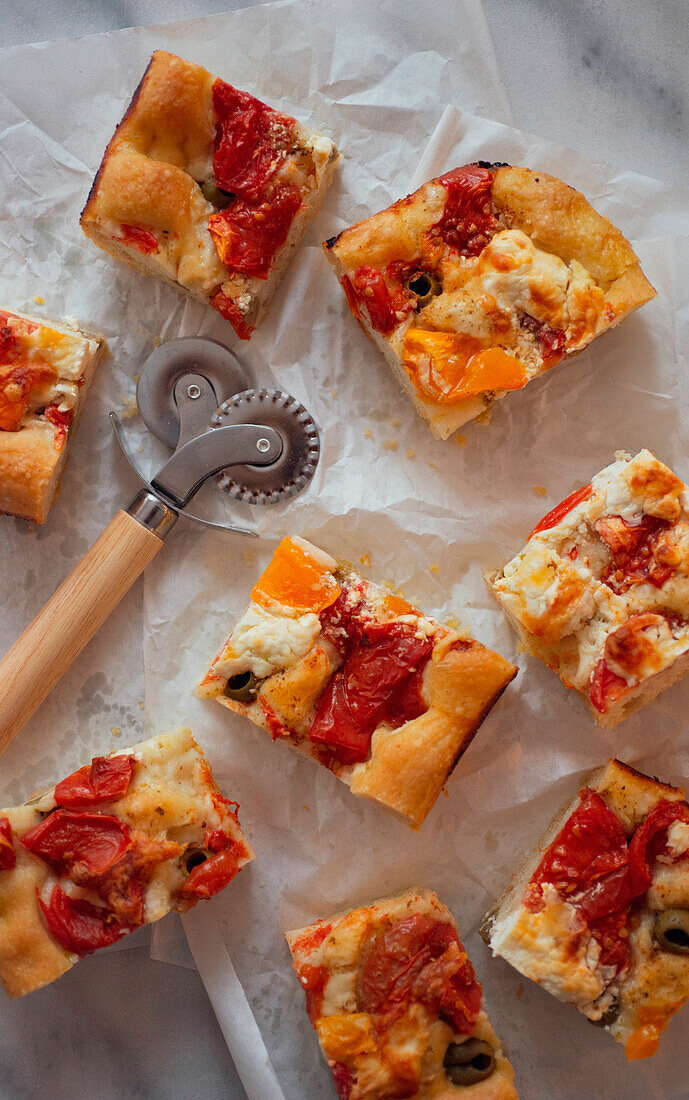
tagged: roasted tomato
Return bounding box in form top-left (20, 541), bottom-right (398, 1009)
top-left (43, 405), bottom-right (73, 451)
top-left (0, 817), bottom-right (15, 871)
top-left (208, 184), bottom-right (302, 278)
top-left (21, 809), bottom-right (132, 876)
top-left (39, 885), bottom-right (133, 956)
top-left (308, 622), bottom-right (432, 764)
top-left (54, 755), bottom-right (135, 809)
top-left (627, 800), bottom-right (689, 896)
top-left (209, 288), bottom-right (255, 340)
top-left (117, 224), bottom-right (158, 253)
top-left (529, 484), bottom-right (593, 539)
top-left (433, 164), bottom-right (498, 256)
top-left (211, 79), bottom-right (295, 200)
top-left (359, 914), bottom-right (482, 1035)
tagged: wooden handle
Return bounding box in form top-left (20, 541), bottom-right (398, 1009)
top-left (0, 510), bottom-right (164, 755)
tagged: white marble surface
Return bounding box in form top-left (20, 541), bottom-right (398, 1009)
top-left (1, 2), bottom-right (687, 1099)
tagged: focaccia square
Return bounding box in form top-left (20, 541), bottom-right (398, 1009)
top-left (490, 449), bottom-right (689, 729)
top-left (481, 759), bottom-right (689, 1061)
top-left (324, 163), bottom-right (655, 438)
top-left (80, 50), bottom-right (338, 340)
top-left (286, 887), bottom-right (518, 1099)
top-left (196, 536), bottom-right (516, 828)
top-left (0, 307), bottom-right (103, 523)
top-left (0, 727), bottom-right (253, 998)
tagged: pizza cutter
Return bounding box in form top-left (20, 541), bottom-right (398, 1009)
top-left (0, 337), bottom-right (320, 752)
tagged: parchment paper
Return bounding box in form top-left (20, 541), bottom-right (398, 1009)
top-left (0, 0), bottom-right (511, 1095)
top-left (142, 101), bottom-right (689, 1100)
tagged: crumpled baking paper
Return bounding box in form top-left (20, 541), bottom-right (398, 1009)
top-left (142, 101), bottom-right (689, 1100)
top-left (0, 1), bottom-right (511, 1097)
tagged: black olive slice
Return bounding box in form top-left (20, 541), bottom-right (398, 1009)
top-left (654, 909), bottom-right (689, 954)
top-left (224, 670), bottom-right (260, 703)
top-left (589, 1002), bottom-right (619, 1027)
top-left (443, 1038), bottom-right (496, 1086)
top-left (404, 270), bottom-right (442, 308)
top-left (183, 850), bottom-right (208, 874)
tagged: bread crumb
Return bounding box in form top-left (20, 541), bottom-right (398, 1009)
top-left (302, 804), bottom-right (309, 812)
top-left (360, 553), bottom-right (371, 567)
top-left (139, 701), bottom-right (145, 710)
top-left (120, 394), bottom-right (138, 419)
top-left (427, 461), bottom-right (438, 471)
top-left (516, 985), bottom-right (524, 1000)
top-left (383, 440), bottom-right (398, 451)
top-left (331, 387), bottom-right (338, 398)
top-left (111, 727), bottom-right (122, 737)
top-left (32, 295), bottom-right (45, 305)
top-left (364, 428), bottom-right (374, 440)
top-left (153, 335), bottom-right (162, 347)
top-left (475, 408), bottom-right (492, 426)
top-left (443, 788), bottom-right (449, 798)
top-left (391, 418), bottom-right (401, 428)
top-left (446, 616), bottom-right (459, 629)
top-left (429, 563), bottom-right (439, 574)
top-left (406, 449), bottom-right (415, 460)
top-left (454, 434), bottom-right (467, 447)
top-left (533, 485), bottom-right (548, 497)
top-left (485, 831), bottom-right (498, 851)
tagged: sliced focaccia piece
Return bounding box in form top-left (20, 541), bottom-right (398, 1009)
top-left (196, 536), bottom-right (516, 829)
top-left (287, 887), bottom-right (518, 1099)
top-left (490, 448), bottom-right (689, 729)
top-left (0, 727), bottom-right (253, 998)
top-left (324, 163), bottom-right (655, 439)
top-left (0, 307), bottom-right (103, 523)
top-left (80, 50), bottom-right (338, 340)
top-left (481, 759), bottom-right (689, 1061)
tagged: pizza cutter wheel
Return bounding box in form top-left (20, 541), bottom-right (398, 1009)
top-left (0, 336), bottom-right (321, 752)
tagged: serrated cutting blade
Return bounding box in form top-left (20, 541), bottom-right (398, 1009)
top-left (211, 389), bottom-right (320, 504)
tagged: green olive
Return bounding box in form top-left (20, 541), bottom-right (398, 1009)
top-left (589, 1002), bottom-right (620, 1027)
top-left (405, 271), bottom-right (442, 307)
top-left (443, 1038), bottom-right (496, 1086)
top-left (224, 670), bottom-right (260, 703)
top-left (200, 180), bottom-right (234, 209)
top-left (654, 909), bottom-right (689, 954)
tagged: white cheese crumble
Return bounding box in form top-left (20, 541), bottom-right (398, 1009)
top-left (214, 602), bottom-right (321, 680)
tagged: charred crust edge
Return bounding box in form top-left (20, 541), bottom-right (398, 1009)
top-left (476, 160), bottom-right (511, 170)
top-left (80, 54), bottom-right (155, 223)
top-left (323, 230), bottom-right (343, 251)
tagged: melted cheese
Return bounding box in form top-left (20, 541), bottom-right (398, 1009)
top-left (213, 602), bottom-right (321, 680)
top-left (490, 885), bottom-right (607, 1010)
top-left (1, 310), bottom-right (99, 422)
top-left (494, 449), bottom-right (689, 693)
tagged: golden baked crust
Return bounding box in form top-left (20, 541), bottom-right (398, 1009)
top-left (349, 640), bottom-right (517, 828)
top-left (286, 887), bottom-right (518, 1099)
top-left (483, 758), bottom-right (689, 1061)
top-left (490, 449), bottom-right (689, 730)
top-left (0, 309), bottom-right (103, 524)
top-left (0, 728), bottom-right (253, 998)
top-left (81, 50), bottom-right (338, 338)
top-left (196, 537), bottom-right (517, 828)
top-left (325, 163), bottom-right (655, 439)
